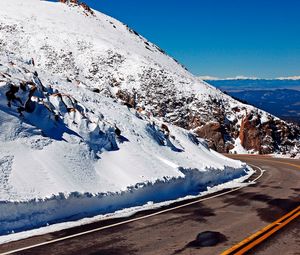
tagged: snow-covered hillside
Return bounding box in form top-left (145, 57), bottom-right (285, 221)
top-left (1, 0), bottom-right (299, 156)
top-left (0, 0), bottom-right (255, 235)
top-left (0, 49), bottom-right (250, 235)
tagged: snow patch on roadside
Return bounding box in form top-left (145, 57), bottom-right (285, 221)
top-left (271, 153), bottom-right (300, 160)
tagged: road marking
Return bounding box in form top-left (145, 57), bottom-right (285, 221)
top-left (229, 155), bottom-right (300, 170)
top-left (221, 158), bottom-right (300, 255)
top-left (0, 165), bottom-right (263, 255)
top-left (272, 161), bottom-right (300, 169)
top-left (221, 205), bottom-right (300, 255)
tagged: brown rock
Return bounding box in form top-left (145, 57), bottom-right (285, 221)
top-left (239, 114), bottom-right (261, 152)
top-left (232, 106), bottom-right (240, 112)
top-left (188, 115), bottom-right (202, 129)
top-left (116, 90), bottom-right (135, 108)
top-left (59, 0), bottom-right (79, 3)
top-left (80, 3), bottom-right (94, 15)
top-left (161, 123), bottom-right (170, 135)
top-left (225, 142), bottom-right (234, 152)
top-left (195, 122), bottom-right (225, 152)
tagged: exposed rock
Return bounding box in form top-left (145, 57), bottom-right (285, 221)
top-left (188, 115), bottom-right (203, 129)
top-left (117, 82), bottom-right (299, 155)
top-left (161, 123), bottom-right (170, 136)
top-left (116, 89), bottom-right (135, 108)
top-left (79, 3), bottom-right (94, 15)
top-left (5, 83), bottom-right (22, 107)
top-left (59, 0), bottom-right (78, 4)
top-left (114, 125), bottom-right (121, 136)
top-left (225, 142), bottom-right (235, 152)
top-left (58, 0), bottom-right (94, 15)
top-left (195, 122), bottom-right (225, 152)
top-left (238, 113), bottom-right (300, 154)
top-left (239, 114), bottom-right (261, 152)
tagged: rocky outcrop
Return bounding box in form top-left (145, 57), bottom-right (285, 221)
top-left (116, 89), bottom-right (136, 108)
top-left (79, 3), bottom-right (94, 15)
top-left (59, 0), bottom-right (79, 4)
top-left (238, 113), bottom-right (300, 154)
top-left (239, 114), bottom-right (261, 152)
top-left (58, 0), bottom-right (94, 15)
top-left (112, 81), bottom-right (299, 155)
top-left (195, 122), bottom-right (225, 152)
top-left (117, 81), bottom-right (300, 155)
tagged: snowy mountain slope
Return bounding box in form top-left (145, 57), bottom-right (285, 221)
top-left (0, 49), bottom-right (250, 234)
top-left (1, 0), bottom-right (298, 156)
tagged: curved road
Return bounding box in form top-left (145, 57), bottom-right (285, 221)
top-left (0, 156), bottom-right (299, 255)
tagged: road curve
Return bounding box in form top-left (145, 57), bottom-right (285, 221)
top-left (0, 156), bottom-right (299, 255)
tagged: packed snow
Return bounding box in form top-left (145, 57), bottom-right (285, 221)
top-left (0, 172), bottom-right (254, 245)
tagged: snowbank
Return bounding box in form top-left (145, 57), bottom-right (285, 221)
top-left (0, 165), bottom-right (249, 235)
top-left (0, 171), bottom-right (254, 244)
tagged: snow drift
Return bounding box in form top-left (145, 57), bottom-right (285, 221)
top-left (0, 0), bottom-right (252, 235)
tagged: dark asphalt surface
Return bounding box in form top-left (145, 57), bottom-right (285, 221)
top-left (0, 156), bottom-right (299, 255)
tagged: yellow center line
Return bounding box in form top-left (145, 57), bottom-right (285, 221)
top-left (253, 158), bottom-right (300, 169)
top-left (221, 156), bottom-right (300, 255)
top-left (272, 161), bottom-right (300, 169)
top-left (221, 206), bottom-right (300, 255)
top-left (235, 209), bottom-right (300, 254)
top-left (228, 155), bottom-right (300, 170)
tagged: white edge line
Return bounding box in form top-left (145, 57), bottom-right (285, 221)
top-left (0, 164), bottom-right (264, 255)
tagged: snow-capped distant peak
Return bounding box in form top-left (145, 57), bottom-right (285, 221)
top-left (199, 75), bottom-right (300, 81)
top-left (276, 76), bottom-right (300, 80)
top-left (199, 75), bottom-right (259, 80)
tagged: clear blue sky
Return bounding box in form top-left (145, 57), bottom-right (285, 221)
top-left (54, 0), bottom-right (300, 78)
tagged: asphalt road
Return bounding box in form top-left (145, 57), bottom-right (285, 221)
top-left (0, 156), bottom-right (299, 255)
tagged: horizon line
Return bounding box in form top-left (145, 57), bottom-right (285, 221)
top-left (198, 75), bottom-right (300, 81)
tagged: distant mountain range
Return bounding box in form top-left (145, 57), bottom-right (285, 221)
top-left (230, 89), bottom-right (300, 124)
top-left (203, 78), bottom-right (300, 91)
top-left (205, 79), bottom-right (300, 124)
